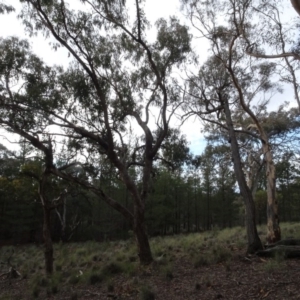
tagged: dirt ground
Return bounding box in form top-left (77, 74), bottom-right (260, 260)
top-left (1, 251), bottom-right (300, 300)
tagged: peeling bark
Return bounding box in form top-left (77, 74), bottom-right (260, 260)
top-left (264, 142), bottom-right (281, 244)
top-left (226, 36), bottom-right (281, 244)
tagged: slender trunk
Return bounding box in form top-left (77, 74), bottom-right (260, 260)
top-left (206, 183), bottom-right (210, 230)
top-left (223, 98), bottom-right (263, 253)
top-left (187, 189), bottom-right (190, 232)
top-left (287, 170), bottom-right (291, 221)
top-left (62, 198), bottom-right (67, 241)
top-left (43, 205), bottom-right (53, 274)
top-left (123, 189), bottom-right (129, 233)
top-left (55, 197), bottom-right (67, 242)
top-left (194, 180), bottom-right (198, 231)
top-left (133, 204), bottom-right (153, 264)
top-left (264, 144), bottom-right (281, 243)
top-left (222, 178), bottom-right (226, 228)
top-left (39, 170), bottom-right (54, 275)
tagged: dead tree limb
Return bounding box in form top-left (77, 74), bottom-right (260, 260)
top-left (256, 245), bottom-right (300, 258)
top-left (265, 239), bottom-right (300, 248)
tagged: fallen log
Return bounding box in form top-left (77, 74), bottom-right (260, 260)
top-left (256, 245), bottom-right (300, 258)
top-left (265, 239), bottom-right (300, 249)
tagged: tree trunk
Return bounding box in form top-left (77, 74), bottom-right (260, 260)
top-left (133, 205), bottom-right (153, 264)
top-left (43, 205), bottom-right (53, 274)
top-left (291, 0), bottom-right (300, 16)
top-left (39, 170), bottom-right (54, 275)
top-left (55, 197), bottom-right (67, 242)
top-left (223, 98), bottom-right (263, 253)
top-left (225, 37), bottom-right (280, 246)
top-left (264, 143), bottom-right (281, 243)
top-left (206, 183), bottom-right (210, 230)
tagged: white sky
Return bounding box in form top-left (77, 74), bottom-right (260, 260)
top-left (0, 0), bottom-right (298, 156)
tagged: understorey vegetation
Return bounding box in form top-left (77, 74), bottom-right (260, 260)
top-left (1, 1), bottom-right (300, 294)
top-left (1, 223), bottom-right (300, 299)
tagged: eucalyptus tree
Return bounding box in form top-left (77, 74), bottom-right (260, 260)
top-left (21, 158), bottom-right (70, 274)
top-left (1, 0), bottom-right (191, 264)
top-left (185, 56), bottom-right (263, 252)
top-left (182, 0), bottom-right (284, 244)
top-left (158, 128), bottom-right (192, 174)
top-left (241, 1), bottom-right (300, 112)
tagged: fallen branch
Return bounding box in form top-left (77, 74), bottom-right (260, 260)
top-left (265, 239), bottom-right (300, 248)
top-left (256, 245), bottom-right (300, 258)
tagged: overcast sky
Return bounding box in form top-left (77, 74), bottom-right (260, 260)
top-left (0, 0), bottom-right (298, 156)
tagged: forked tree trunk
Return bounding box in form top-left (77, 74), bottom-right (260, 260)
top-left (223, 98), bottom-right (263, 253)
top-left (226, 37), bottom-right (281, 246)
top-left (42, 205), bottom-right (53, 274)
top-left (133, 204), bottom-right (153, 264)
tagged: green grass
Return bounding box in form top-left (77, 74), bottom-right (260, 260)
top-left (2, 222), bottom-right (300, 298)
top-left (262, 254), bottom-right (285, 273)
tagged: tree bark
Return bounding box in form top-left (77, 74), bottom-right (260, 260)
top-left (133, 204), bottom-right (153, 264)
top-left (291, 0), bottom-right (300, 16)
top-left (264, 142), bottom-right (281, 244)
top-left (223, 97), bottom-right (263, 253)
top-left (226, 50), bottom-right (281, 244)
top-left (55, 197), bottom-right (67, 242)
top-left (39, 168), bottom-right (55, 275)
top-left (42, 204), bottom-right (53, 274)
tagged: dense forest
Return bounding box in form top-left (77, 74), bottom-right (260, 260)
top-left (1, 0), bottom-right (300, 275)
top-left (1, 135), bottom-right (300, 245)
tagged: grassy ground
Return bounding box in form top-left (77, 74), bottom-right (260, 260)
top-left (1, 222), bottom-right (300, 299)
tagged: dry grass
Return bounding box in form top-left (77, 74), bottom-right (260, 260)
top-left (0, 222), bottom-right (300, 299)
